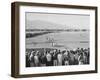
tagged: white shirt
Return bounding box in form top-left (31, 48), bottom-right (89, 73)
top-left (34, 55), bottom-right (39, 63)
top-left (46, 53), bottom-right (52, 62)
top-left (57, 54), bottom-right (62, 62)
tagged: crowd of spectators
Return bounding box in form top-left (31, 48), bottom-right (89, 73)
top-left (26, 48), bottom-right (90, 67)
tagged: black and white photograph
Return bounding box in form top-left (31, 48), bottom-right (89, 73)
top-left (25, 12), bottom-right (90, 67)
top-left (11, 2), bottom-right (97, 77)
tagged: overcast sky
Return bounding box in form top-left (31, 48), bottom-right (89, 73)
top-left (26, 12), bottom-right (90, 29)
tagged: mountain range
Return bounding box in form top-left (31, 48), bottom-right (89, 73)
top-left (26, 20), bottom-right (88, 30)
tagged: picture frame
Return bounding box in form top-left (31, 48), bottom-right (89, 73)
top-left (11, 2), bottom-right (98, 78)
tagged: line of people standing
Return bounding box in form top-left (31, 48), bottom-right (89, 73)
top-left (26, 48), bottom-right (90, 67)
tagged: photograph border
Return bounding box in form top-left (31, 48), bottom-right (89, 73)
top-left (11, 2), bottom-right (98, 78)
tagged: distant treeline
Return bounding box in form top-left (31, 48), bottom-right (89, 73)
top-left (26, 31), bottom-right (53, 38)
top-left (26, 29), bottom-right (89, 38)
top-left (26, 29), bottom-right (89, 32)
